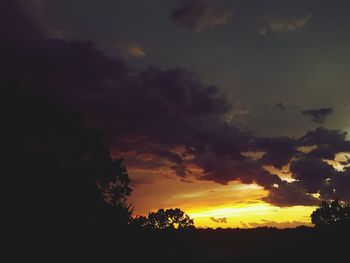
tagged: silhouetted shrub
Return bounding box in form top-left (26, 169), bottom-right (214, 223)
top-left (132, 208), bottom-right (195, 230)
top-left (311, 199), bottom-right (350, 228)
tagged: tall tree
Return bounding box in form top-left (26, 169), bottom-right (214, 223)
top-left (5, 82), bottom-right (132, 229)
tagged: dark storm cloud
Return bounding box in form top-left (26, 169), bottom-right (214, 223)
top-left (251, 128), bottom-right (350, 206)
top-left (171, 0), bottom-right (232, 32)
top-left (193, 153), bottom-right (263, 185)
top-left (255, 128), bottom-right (350, 206)
top-left (193, 151), bottom-right (282, 189)
top-left (255, 137), bottom-right (299, 169)
top-left (301, 108), bottom-right (334, 124)
top-left (210, 217), bottom-right (227, 223)
top-left (316, 163), bottom-right (350, 203)
top-left (289, 157), bottom-right (334, 193)
top-left (4, 0), bottom-right (350, 208)
top-left (3, 0), bottom-right (257, 186)
top-left (152, 150), bottom-right (184, 164)
top-left (322, 168), bottom-right (350, 202)
top-left (192, 121), bottom-right (251, 160)
top-left (262, 182), bottom-right (319, 207)
top-left (251, 171), bottom-right (282, 190)
top-left (300, 127), bottom-right (347, 146)
top-left (123, 155), bottom-right (171, 171)
top-left (299, 127), bottom-right (350, 160)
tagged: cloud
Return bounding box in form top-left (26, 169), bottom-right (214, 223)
top-left (3, 0), bottom-right (350, 208)
top-left (301, 108), bottom-right (333, 124)
top-left (300, 127), bottom-right (347, 146)
top-left (240, 221), bottom-right (249, 228)
top-left (210, 217), bottom-right (227, 223)
top-left (299, 127), bottom-right (350, 160)
top-left (117, 42), bottom-right (146, 59)
top-left (152, 150), bottom-right (184, 164)
top-left (289, 156), bottom-right (334, 193)
top-left (258, 14), bottom-right (312, 35)
top-left (171, 0), bottom-right (232, 32)
top-left (130, 176), bottom-right (157, 188)
top-left (262, 182), bottom-right (319, 207)
top-left (319, 167), bottom-right (350, 202)
top-left (193, 152), bottom-right (264, 185)
top-left (255, 136), bottom-right (299, 169)
top-left (180, 178), bottom-right (194, 183)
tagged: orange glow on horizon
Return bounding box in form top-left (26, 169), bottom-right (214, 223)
top-left (186, 203), bottom-right (315, 229)
top-left (123, 150), bottom-right (348, 229)
top-left (129, 172), bottom-right (316, 229)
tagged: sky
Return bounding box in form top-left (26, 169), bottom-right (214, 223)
top-left (3, 0), bottom-right (350, 228)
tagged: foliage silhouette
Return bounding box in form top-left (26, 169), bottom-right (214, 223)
top-left (311, 199), bottom-right (350, 228)
top-left (5, 81), bottom-right (132, 229)
top-left (132, 208), bottom-right (195, 229)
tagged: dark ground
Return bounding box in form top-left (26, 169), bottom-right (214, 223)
top-left (13, 225), bottom-right (348, 263)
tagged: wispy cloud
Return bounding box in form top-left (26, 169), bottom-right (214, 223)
top-left (117, 42), bottom-right (146, 59)
top-left (171, 0), bottom-right (232, 32)
top-left (210, 217), bottom-right (228, 223)
top-left (258, 14), bottom-right (312, 35)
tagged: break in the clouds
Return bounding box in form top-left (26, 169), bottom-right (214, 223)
top-left (301, 108), bottom-right (334, 124)
top-left (171, 0), bottom-right (232, 32)
top-left (258, 14), bottom-right (312, 35)
top-left (3, 0), bottom-right (350, 209)
top-left (210, 217), bottom-right (228, 223)
top-left (116, 42), bottom-right (146, 59)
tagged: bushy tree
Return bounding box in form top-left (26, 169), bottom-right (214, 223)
top-left (132, 208), bottom-right (195, 230)
top-left (6, 82), bottom-right (133, 229)
top-left (311, 200), bottom-right (350, 227)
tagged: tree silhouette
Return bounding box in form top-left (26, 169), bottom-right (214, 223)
top-left (311, 199), bottom-right (350, 228)
top-left (97, 158), bottom-right (133, 226)
top-left (6, 82), bottom-right (133, 229)
top-left (132, 208), bottom-right (195, 229)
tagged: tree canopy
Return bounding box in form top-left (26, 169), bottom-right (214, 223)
top-left (6, 82), bottom-right (132, 229)
top-left (311, 200), bottom-right (350, 228)
top-left (132, 208), bottom-right (195, 230)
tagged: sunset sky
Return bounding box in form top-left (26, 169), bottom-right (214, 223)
top-left (4, 0), bottom-right (350, 228)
